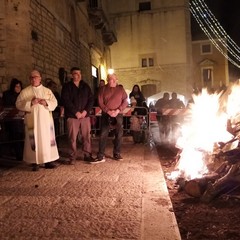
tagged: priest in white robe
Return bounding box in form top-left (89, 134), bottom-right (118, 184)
top-left (16, 70), bottom-right (59, 171)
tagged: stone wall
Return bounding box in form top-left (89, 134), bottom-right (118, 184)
top-left (0, 0), bottom-right (107, 92)
top-left (108, 0), bottom-right (193, 98)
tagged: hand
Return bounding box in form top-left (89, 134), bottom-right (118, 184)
top-left (31, 97), bottom-right (39, 105)
top-left (76, 110), bottom-right (87, 119)
top-left (75, 112), bottom-right (82, 119)
top-left (38, 99), bottom-right (48, 106)
top-left (107, 110), bottom-right (114, 117)
top-left (81, 110), bottom-right (87, 118)
top-left (108, 109), bottom-right (120, 117)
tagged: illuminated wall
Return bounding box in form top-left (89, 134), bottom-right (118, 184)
top-left (106, 0), bottom-right (192, 98)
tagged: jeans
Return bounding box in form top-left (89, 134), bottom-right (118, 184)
top-left (98, 113), bottom-right (123, 157)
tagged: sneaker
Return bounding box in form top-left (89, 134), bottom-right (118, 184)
top-left (113, 154), bottom-right (123, 161)
top-left (32, 164), bottom-right (39, 171)
top-left (45, 162), bottom-right (56, 169)
top-left (84, 155), bottom-right (95, 162)
top-left (89, 156), bottom-right (105, 164)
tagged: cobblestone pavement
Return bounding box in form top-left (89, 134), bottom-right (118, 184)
top-left (0, 126), bottom-right (180, 240)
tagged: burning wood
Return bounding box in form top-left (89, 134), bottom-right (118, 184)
top-left (174, 140), bottom-right (240, 203)
top-left (201, 163), bottom-right (240, 203)
top-left (183, 173), bottom-right (219, 198)
top-left (168, 85), bottom-right (240, 203)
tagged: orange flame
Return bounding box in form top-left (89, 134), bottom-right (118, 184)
top-left (169, 87), bottom-right (239, 181)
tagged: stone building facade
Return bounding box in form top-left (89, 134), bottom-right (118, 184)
top-left (192, 39), bottom-right (229, 91)
top-left (107, 0), bottom-right (193, 98)
top-left (0, 0), bottom-right (229, 100)
top-left (0, 0), bottom-right (113, 93)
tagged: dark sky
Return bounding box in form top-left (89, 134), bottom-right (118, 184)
top-left (191, 0), bottom-right (240, 79)
top-left (207, 0), bottom-right (240, 42)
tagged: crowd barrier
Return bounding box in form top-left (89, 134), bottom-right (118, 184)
top-left (149, 108), bottom-right (190, 122)
top-left (0, 106), bottom-right (189, 159)
top-left (0, 106), bottom-right (150, 159)
top-left (160, 108), bottom-right (189, 116)
top-left (0, 106), bottom-right (150, 143)
top-left (0, 107), bottom-right (188, 140)
top-left (90, 106), bottom-right (149, 136)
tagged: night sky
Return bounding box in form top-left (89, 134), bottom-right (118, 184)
top-left (191, 0), bottom-right (240, 80)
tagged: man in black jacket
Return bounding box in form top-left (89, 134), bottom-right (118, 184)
top-left (61, 67), bottom-right (95, 164)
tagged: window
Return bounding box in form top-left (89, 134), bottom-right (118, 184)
top-left (142, 58), bottom-right (147, 67)
top-left (92, 66), bottom-right (97, 78)
top-left (141, 57), bottom-right (154, 67)
top-left (201, 43), bottom-right (212, 54)
top-left (139, 1), bottom-right (151, 11)
top-left (148, 58), bottom-right (154, 67)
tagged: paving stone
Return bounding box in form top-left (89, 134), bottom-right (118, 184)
top-left (0, 133), bottom-right (181, 239)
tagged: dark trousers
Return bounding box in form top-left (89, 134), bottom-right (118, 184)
top-left (5, 121), bottom-right (24, 160)
top-left (98, 113), bottom-right (123, 157)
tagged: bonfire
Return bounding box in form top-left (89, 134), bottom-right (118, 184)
top-left (168, 83), bottom-right (240, 203)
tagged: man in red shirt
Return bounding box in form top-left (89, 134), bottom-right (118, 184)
top-left (91, 73), bottom-right (128, 163)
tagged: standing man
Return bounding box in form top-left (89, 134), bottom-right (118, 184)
top-left (16, 70), bottom-right (59, 171)
top-left (93, 73), bottom-right (128, 163)
top-left (155, 92), bottom-right (171, 144)
top-left (169, 92), bottom-right (185, 144)
top-left (169, 92), bottom-right (185, 109)
top-left (61, 67), bottom-right (94, 164)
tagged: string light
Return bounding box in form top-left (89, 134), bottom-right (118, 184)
top-left (197, 0), bottom-right (240, 54)
top-left (190, 3), bottom-right (238, 67)
top-left (194, 1), bottom-right (240, 61)
top-left (189, 0), bottom-right (240, 68)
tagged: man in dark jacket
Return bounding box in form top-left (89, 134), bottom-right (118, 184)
top-left (61, 67), bottom-right (94, 164)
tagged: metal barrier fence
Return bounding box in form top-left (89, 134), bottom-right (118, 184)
top-left (0, 106), bottom-right (150, 145)
top-left (90, 106), bottom-right (149, 136)
top-left (0, 107), bottom-right (151, 159)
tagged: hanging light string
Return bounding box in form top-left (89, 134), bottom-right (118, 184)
top-left (189, 2), bottom-right (239, 68)
top-left (191, 0), bottom-right (240, 63)
top-left (189, 0), bottom-right (240, 68)
top-left (196, 0), bottom-right (240, 59)
top-left (190, 4), bottom-right (234, 65)
top-left (198, 0), bottom-right (240, 54)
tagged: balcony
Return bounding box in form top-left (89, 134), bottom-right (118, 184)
top-left (87, 0), bottom-right (117, 45)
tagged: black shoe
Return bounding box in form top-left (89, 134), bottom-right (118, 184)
top-left (65, 159), bottom-right (75, 165)
top-left (84, 155), bottom-right (95, 162)
top-left (45, 162), bottom-right (56, 169)
top-left (89, 156), bottom-right (105, 164)
top-left (32, 164), bottom-right (39, 171)
top-left (113, 154), bottom-right (123, 161)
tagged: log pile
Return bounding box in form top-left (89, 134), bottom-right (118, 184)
top-left (173, 88), bottom-right (240, 203)
top-left (177, 140), bottom-right (240, 203)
